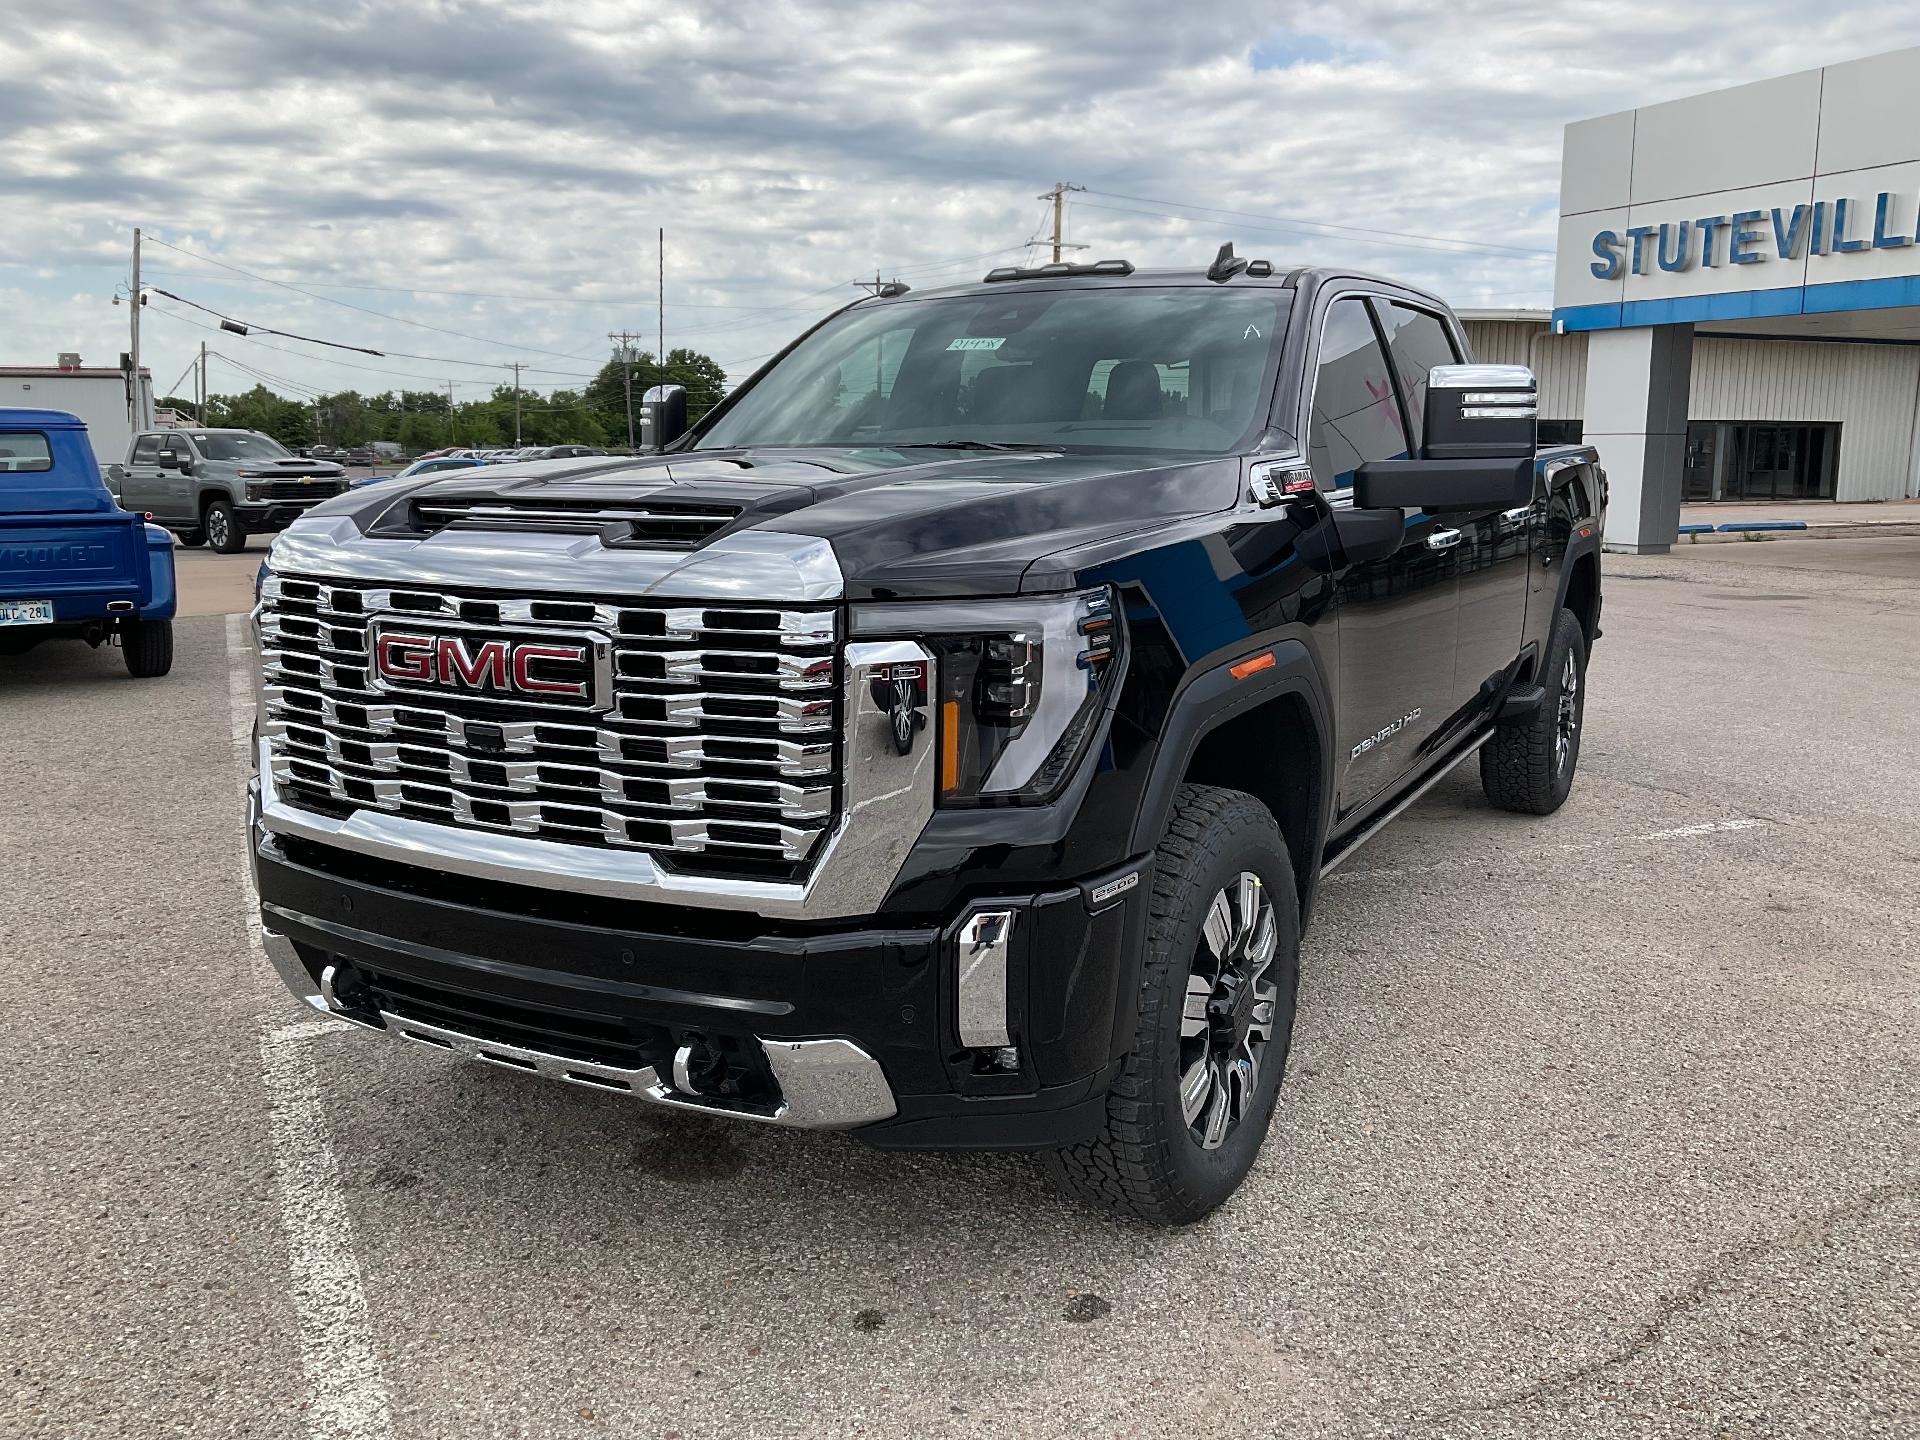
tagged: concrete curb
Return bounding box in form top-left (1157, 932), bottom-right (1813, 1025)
top-left (1676, 521), bottom-right (1920, 544)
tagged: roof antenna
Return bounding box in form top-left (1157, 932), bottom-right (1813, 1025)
top-left (1207, 242), bottom-right (1249, 283)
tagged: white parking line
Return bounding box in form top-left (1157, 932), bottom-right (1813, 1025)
top-left (1325, 816), bottom-right (1765, 884)
top-left (227, 613), bottom-right (395, 1440)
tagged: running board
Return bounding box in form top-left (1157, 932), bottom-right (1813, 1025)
top-left (1319, 731), bottom-right (1492, 877)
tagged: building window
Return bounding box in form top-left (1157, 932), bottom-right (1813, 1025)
top-left (1684, 422), bottom-right (1838, 501)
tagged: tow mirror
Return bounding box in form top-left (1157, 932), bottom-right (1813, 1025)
top-left (642, 383), bottom-right (688, 453)
top-left (1421, 364), bottom-right (1537, 460)
top-left (1353, 364), bottom-right (1536, 513)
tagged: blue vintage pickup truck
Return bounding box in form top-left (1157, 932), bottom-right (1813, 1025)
top-left (0, 407), bottom-right (177, 677)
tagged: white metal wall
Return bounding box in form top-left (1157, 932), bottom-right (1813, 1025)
top-left (1463, 322), bottom-right (1588, 421)
top-left (1463, 322), bottom-right (1920, 500)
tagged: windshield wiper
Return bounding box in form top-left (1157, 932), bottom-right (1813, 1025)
top-left (889, 440), bottom-right (1063, 452)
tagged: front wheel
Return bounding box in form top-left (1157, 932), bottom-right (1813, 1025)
top-left (1047, 784), bottom-right (1300, 1225)
top-left (122, 618), bottom-right (174, 678)
top-left (204, 501), bottom-right (247, 554)
top-left (1481, 606), bottom-right (1587, 815)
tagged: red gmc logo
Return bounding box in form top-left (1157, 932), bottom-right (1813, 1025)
top-left (371, 627), bottom-right (597, 704)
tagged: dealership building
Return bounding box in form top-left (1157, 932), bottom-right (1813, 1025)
top-left (1468, 46), bottom-right (1920, 553)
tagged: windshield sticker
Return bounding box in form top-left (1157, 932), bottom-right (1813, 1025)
top-left (946, 337), bottom-right (1006, 352)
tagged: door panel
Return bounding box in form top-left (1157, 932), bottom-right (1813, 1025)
top-left (1307, 296), bottom-right (1458, 815)
top-left (121, 434), bottom-right (166, 516)
top-left (1370, 300), bottom-right (1528, 729)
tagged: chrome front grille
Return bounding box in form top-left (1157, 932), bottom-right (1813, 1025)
top-left (258, 574), bottom-right (839, 870)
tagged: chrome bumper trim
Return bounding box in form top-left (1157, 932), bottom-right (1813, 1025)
top-left (261, 927), bottom-right (898, 1128)
top-left (956, 909), bottom-right (1016, 1048)
top-left (254, 637), bottom-right (937, 920)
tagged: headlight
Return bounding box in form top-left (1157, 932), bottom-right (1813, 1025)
top-left (870, 587), bottom-right (1123, 807)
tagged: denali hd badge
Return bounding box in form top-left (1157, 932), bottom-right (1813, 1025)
top-left (369, 622), bottom-right (609, 709)
top-left (1352, 707), bottom-right (1422, 760)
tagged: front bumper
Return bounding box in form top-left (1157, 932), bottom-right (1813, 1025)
top-left (252, 790), bottom-right (1147, 1149)
top-left (238, 502), bottom-right (331, 532)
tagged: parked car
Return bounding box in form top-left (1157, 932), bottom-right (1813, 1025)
top-left (352, 455), bottom-right (487, 487)
top-left (1, 407), bottom-right (175, 676)
top-left (343, 448), bottom-right (377, 467)
top-left (247, 254), bottom-right (1604, 1224)
top-left (107, 427), bottom-right (348, 553)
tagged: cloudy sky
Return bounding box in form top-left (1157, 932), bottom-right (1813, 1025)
top-left (5, 1), bottom-right (1918, 407)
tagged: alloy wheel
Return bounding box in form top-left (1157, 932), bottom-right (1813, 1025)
top-left (1179, 871), bottom-right (1279, 1151)
top-left (1555, 651), bottom-right (1581, 775)
top-left (207, 509), bottom-right (229, 548)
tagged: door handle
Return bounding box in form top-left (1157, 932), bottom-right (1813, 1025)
top-left (1426, 528), bottom-right (1462, 551)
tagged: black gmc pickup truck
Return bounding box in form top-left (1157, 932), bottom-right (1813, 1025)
top-left (249, 251), bottom-right (1603, 1224)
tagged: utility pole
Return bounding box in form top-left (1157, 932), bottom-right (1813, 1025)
top-left (129, 227), bottom-right (145, 430)
top-left (198, 341), bottom-right (207, 423)
top-left (657, 228), bottom-right (665, 399)
top-left (446, 381), bottom-right (455, 447)
top-left (1038, 181), bottom-right (1086, 263)
top-left (511, 362), bottom-right (525, 445)
top-left (609, 330), bottom-right (646, 450)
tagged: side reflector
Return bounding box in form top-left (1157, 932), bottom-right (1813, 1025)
top-left (1230, 652), bottom-right (1276, 681)
top-left (940, 700), bottom-right (960, 794)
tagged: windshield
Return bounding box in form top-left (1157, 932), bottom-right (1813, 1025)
top-left (695, 286), bottom-right (1290, 455)
top-left (192, 431), bottom-right (292, 462)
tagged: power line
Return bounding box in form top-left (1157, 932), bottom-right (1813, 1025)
top-left (143, 235), bottom-right (620, 362)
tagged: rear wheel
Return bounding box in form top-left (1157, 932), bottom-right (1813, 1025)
top-left (1481, 606), bottom-right (1587, 814)
top-left (122, 618), bottom-right (174, 678)
top-left (204, 501), bottom-right (246, 554)
top-left (1047, 784), bottom-right (1299, 1225)
top-left (175, 529), bottom-right (206, 548)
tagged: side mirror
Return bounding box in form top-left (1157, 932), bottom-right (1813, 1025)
top-left (642, 383), bottom-right (689, 453)
top-left (1422, 364), bottom-right (1537, 460)
top-left (160, 451), bottom-right (192, 474)
top-left (1352, 364), bottom-right (1536, 514)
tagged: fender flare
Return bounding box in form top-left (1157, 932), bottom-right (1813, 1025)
top-left (1126, 636), bottom-right (1335, 868)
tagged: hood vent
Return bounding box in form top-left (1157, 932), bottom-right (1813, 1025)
top-left (405, 495), bottom-right (740, 548)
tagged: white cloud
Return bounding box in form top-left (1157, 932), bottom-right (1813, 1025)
top-left (3, 1), bottom-right (1917, 401)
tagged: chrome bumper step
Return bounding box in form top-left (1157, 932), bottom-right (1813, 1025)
top-left (263, 932), bottom-right (895, 1130)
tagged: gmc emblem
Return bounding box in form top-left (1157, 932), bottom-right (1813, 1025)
top-left (369, 624), bottom-right (605, 708)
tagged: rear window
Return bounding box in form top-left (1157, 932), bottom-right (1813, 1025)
top-left (0, 433), bottom-right (54, 474)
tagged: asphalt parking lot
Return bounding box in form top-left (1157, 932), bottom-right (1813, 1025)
top-left (3, 538), bottom-right (1916, 1439)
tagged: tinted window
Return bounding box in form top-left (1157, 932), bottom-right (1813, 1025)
top-left (192, 432), bottom-right (292, 462)
top-left (1373, 302), bottom-right (1458, 438)
top-left (132, 434), bottom-right (162, 464)
top-left (697, 287), bottom-right (1290, 456)
top-left (0, 432), bottom-right (53, 473)
top-left (1307, 298), bottom-right (1408, 490)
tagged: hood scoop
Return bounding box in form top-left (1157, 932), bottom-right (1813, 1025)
top-left (383, 475), bottom-right (741, 549)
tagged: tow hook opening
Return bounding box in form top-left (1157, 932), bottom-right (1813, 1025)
top-left (668, 1033), bottom-right (780, 1109)
top-left (318, 962), bottom-right (383, 1028)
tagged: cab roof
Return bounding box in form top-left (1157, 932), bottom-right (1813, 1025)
top-left (0, 407), bottom-right (87, 431)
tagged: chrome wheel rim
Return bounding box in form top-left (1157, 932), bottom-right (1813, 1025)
top-left (1555, 651), bottom-right (1581, 775)
top-left (207, 509), bottom-right (229, 547)
top-left (1179, 871), bottom-right (1278, 1151)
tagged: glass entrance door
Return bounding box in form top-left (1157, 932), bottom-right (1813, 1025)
top-left (1684, 422), bottom-right (1838, 501)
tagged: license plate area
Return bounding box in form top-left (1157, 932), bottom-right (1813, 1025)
top-left (0, 600), bottom-right (54, 627)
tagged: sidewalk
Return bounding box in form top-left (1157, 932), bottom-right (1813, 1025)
top-left (1674, 496), bottom-right (1920, 543)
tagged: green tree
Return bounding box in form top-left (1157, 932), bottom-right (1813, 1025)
top-left (585, 345), bottom-right (730, 441)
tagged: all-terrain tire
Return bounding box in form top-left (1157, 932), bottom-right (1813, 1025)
top-left (1481, 606), bottom-right (1587, 815)
top-left (1047, 784), bottom-right (1300, 1226)
top-left (175, 529), bottom-right (206, 548)
top-left (205, 501), bottom-right (247, 554)
top-left (122, 618), bottom-right (174, 678)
